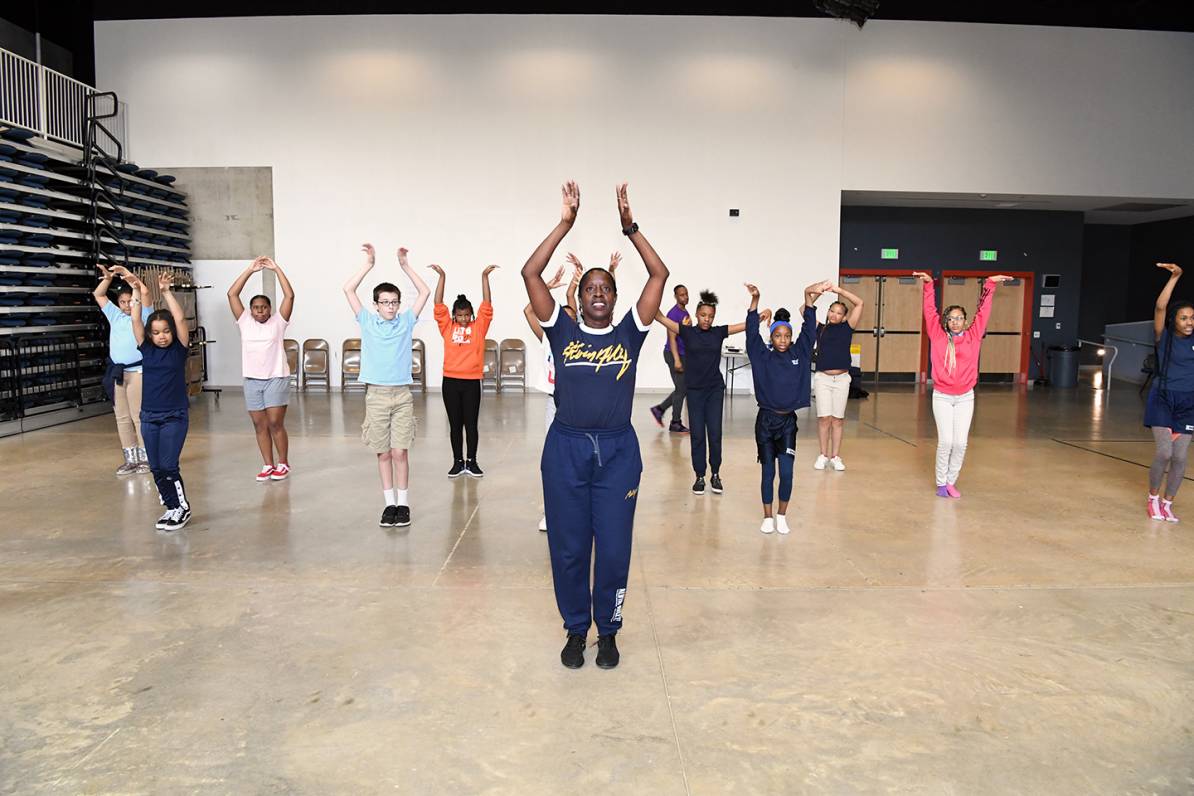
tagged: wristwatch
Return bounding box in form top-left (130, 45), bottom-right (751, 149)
top-left (622, 222), bottom-right (639, 236)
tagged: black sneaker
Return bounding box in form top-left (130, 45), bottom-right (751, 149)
top-left (692, 476), bottom-right (706, 495)
top-left (155, 510), bottom-right (173, 530)
top-left (465, 459), bottom-right (485, 478)
top-left (669, 421), bottom-right (689, 434)
top-left (380, 505), bottom-right (399, 527)
top-left (448, 460), bottom-right (466, 478)
top-left (560, 633), bottom-right (586, 669)
top-left (710, 474), bottom-right (724, 494)
top-left (596, 635), bottom-right (620, 669)
top-left (161, 508), bottom-right (191, 532)
top-left (395, 505), bottom-right (411, 527)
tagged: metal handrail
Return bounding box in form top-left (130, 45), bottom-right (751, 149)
top-left (1077, 338), bottom-right (1118, 398)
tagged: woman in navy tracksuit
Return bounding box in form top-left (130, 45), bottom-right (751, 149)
top-left (744, 280), bottom-right (828, 536)
top-left (522, 181), bottom-right (668, 671)
top-left (131, 272), bottom-right (193, 532)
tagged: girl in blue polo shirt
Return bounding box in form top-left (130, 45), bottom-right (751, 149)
top-left (131, 273), bottom-right (192, 532)
top-left (522, 181), bottom-right (668, 671)
top-left (744, 280), bottom-right (829, 535)
top-left (94, 264), bottom-right (154, 476)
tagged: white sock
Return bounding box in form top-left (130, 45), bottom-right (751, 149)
top-left (384, 488), bottom-right (396, 507)
top-left (396, 489), bottom-right (409, 507)
top-left (776, 514), bottom-right (791, 534)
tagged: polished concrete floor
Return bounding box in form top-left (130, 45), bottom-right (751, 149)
top-left (2, 381), bottom-right (1193, 793)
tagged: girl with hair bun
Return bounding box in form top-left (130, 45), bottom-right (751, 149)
top-left (431, 263), bottom-right (497, 478)
top-left (1145, 262), bottom-right (1194, 522)
top-left (655, 288), bottom-right (768, 495)
top-left (743, 280), bottom-right (827, 534)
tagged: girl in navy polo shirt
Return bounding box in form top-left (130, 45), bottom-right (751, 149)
top-left (1146, 262), bottom-right (1194, 522)
top-left (654, 290), bottom-right (770, 496)
top-left (131, 273), bottom-right (192, 532)
top-left (522, 181), bottom-right (668, 671)
top-left (812, 284), bottom-right (865, 471)
top-left (745, 280), bottom-right (829, 535)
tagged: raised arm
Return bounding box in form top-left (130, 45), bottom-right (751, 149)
top-left (524, 303), bottom-right (544, 341)
top-left (92, 264), bottom-right (113, 308)
top-left (481, 264), bottom-right (498, 305)
top-left (399, 248), bottom-right (432, 316)
top-left (744, 283), bottom-right (765, 359)
top-left (159, 273), bottom-right (189, 348)
top-left (803, 280), bottom-right (830, 311)
top-left (913, 271), bottom-right (939, 329)
top-left (1154, 263), bottom-right (1183, 341)
top-left (523, 182), bottom-right (578, 322)
top-left (565, 254), bottom-right (583, 316)
top-left (618, 184), bottom-right (670, 326)
top-left (969, 275), bottom-right (1011, 339)
top-left (654, 309), bottom-right (681, 335)
top-left (342, 243), bottom-right (375, 316)
top-left (112, 265), bottom-right (151, 311)
top-left (429, 263), bottom-right (446, 306)
top-left (130, 287), bottom-right (146, 345)
top-left (268, 258), bottom-right (296, 322)
top-left (227, 257), bottom-right (266, 319)
top-left (832, 283), bottom-right (865, 328)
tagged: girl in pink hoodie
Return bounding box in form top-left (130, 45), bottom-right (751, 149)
top-left (914, 271), bottom-right (1013, 497)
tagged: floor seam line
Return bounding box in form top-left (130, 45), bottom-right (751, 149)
top-left (641, 559), bottom-right (692, 796)
top-left (432, 504), bottom-right (482, 587)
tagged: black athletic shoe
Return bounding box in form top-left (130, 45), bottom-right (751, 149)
top-left (692, 476), bottom-right (706, 495)
top-left (380, 505), bottom-right (399, 527)
top-left (710, 474), bottom-right (724, 494)
top-left (161, 508), bottom-right (191, 532)
top-left (448, 460), bottom-right (466, 478)
top-left (669, 421), bottom-right (689, 434)
top-left (465, 459), bottom-right (485, 478)
top-left (395, 505), bottom-right (411, 527)
top-left (560, 633), bottom-right (586, 669)
top-left (596, 635), bottom-right (620, 669)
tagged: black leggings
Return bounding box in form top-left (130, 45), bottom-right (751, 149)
top-left (442, 377), bottom-right (481, 461)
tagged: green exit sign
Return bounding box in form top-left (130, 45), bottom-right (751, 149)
top-left (881, 248), bottom-right (899, 260)
top-left (979, 249), bottom-right (998, 261)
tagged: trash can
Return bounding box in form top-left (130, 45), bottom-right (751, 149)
top-left (1048, 345), bottom-right (1080, 388)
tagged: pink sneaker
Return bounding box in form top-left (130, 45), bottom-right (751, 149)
top-left (256, 464), bottom-right (274, 482)
top-left (1148, 497), bottom-right (1165, 521)
top-left (945, 484), bottom-right (961, 499)
top-left (1161, 500), bottom-right (1180, 523)
top-left (270, 463), bottom-right (290, 481)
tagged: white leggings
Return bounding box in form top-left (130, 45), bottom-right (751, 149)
top-left (932, 390), bottom-right (975, 486)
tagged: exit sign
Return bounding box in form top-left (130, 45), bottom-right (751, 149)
top-left (881, 248), bottom-right (899, 260)
top-left (980, 249), bottom-right (998, 261)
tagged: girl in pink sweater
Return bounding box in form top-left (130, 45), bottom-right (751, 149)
top-left (913, 271), bottom-right (1013, 497)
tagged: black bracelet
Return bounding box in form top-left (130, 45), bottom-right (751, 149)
top-left (622, 222), bottom-right (639, 236)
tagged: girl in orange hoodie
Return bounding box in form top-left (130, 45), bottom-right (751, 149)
top-left (430, 264), bottom-right (497, 477)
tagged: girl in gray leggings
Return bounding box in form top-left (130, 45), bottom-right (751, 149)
top-left (1144, 262), bottom-right (1194, 522)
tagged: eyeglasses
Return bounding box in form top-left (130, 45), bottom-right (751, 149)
top-left (376, 300), bottom-right (400, 308)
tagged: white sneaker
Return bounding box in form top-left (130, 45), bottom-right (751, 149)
top-left (776, 515), bottom-right (791, 535)
top-left (830, 456), bottom-right (846, 471)
top-left (155, 510), bottom-right (173, 530)
top-left (538, 516), bottom-right (548, 532)
top-left (1161, 500), bottom-right (1180, 523)
top-left (813, 454), bottom-right (829, 470)
top-left (760, 518), bottom-right (775, 534)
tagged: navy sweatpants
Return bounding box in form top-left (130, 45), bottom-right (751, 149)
top-left (541, 423), bottom-right (642, 637)
top-left (687, 386), bottom-right (724, 477)
top-left (141, 409), bottom-right (189, 510)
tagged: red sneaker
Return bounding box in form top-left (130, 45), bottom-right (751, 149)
top-left (270, 463), bottom-right (290, 481)
top-left (256, 464), bottom-right (274, 482)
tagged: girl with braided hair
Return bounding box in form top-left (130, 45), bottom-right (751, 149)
top-left (914, 271), bottom-right (1013, 498)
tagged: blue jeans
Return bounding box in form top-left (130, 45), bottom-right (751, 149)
top-left (141, 409), bottom-right (189, 509)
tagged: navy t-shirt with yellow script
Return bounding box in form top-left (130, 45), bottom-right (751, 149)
top-left (540, 303), bottom-right (650, 430)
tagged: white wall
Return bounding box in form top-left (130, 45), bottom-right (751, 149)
top-left (94, 16), bottom-right (1194, 388)
top-left (842, 22), bottom-right (1194, 197)
top-left (95, 14), bottom-right (847, 389)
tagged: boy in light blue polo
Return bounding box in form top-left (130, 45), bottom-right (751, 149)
top-left (342, 243), bottom-right (431, 529)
